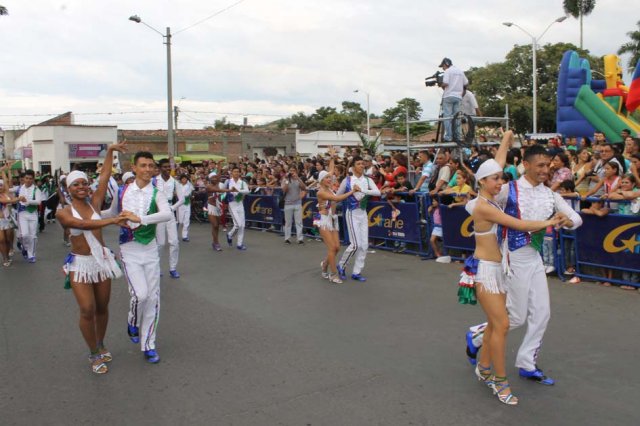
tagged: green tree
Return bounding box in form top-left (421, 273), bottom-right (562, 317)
top-left (617, 20), bottom-right (640, 70)
top-left (563, 0), bottom-right (596, 49)
top-left (381, 98), bottom-right (432, 137)
top-left (466, 42), bottom-right (602, 133)
top-left (340, 101), bottom-right (366, 131)
top-left (214, 117), bottom-right (241, 131)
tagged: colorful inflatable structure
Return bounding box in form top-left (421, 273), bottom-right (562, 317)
top-left (557, 50), bottom-right (640, 142)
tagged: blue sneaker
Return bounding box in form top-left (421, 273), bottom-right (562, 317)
top-left (466, 331), bottom-right (480, 366)
top-left (127, 325), bottom-right (140, 344)
top-left (519, 367), bottom-right (555, 385)
top-left (28, 257), bottom-right (36, 264)
top-left (144, 349), bottom-right (161, 364)
top-left (337, 265), bottom-right (346, 280)
top-left (351, 273), bottom-right (367, 282)
top-left (226, 233), bottom-right (233, 247)
top-left (182, 237), bottom-right (190, 242)
top-left (236, 245), bottom-right (247, 251)
top-left (169, 270), bottom-right (180, 279)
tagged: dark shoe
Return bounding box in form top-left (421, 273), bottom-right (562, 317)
top-left (144, 349), bottom-right (161, 363)
top-left (127, 325), bottom-right (140, 344)
top-left (351, 274), bottom-right (367, 282)
top-left (298, 240), bottom-right (304, 245)
top-left (182, 237), bottom-right (190, 242)
top-left (284, 239), bottom-right (291, 244)
top-left (466, 331), bottom-right (480, 366)
top-left (519, 367), bottom-right (555, 385)
top-left (169, 270), bottom-right (180, 279)
top-left (226, 234), bottom-right (233, 246)
top-left (237, 245), bottom-right (247, 251)
top-left (337, 265), bottom-right (346, 280)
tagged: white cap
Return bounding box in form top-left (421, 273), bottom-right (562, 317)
top-left (66, 170), bottom-right (88, 187)
top-left (208, 172), bottom-right (217, 179)
top-left (474, 159), bottom-right (502, 183)
top-left (318, 170), bottom-right (330, 184)
top-left (122, 172), bottom-right (135, 183)
top-left (59, 174), bottom-right (67, 183)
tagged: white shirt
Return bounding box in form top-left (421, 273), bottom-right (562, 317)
top-left (461, 90), bottom-right (479, 116)
top-left (337, 173), bottom-right (381, 201)
top-left (156, 175), bottom-right (184, 211)
top-left (18, 184), bottom-right (43, 211)
top-left (226, 177), bottom-right (249, 203)
top-left (442, 66), bottom-right (468, 99)
top-left (495, 176), bottom-right (582, 230)
top-left (177, 181), bottom-right (194, 205)
top-left (121, 180), bottom-right (172, 230)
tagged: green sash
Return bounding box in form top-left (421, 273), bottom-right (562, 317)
top-left (133, 188), bottom-right (159, 245)
top-left (530, 229), bottom-right (545, 253)
top-left (26, 187), bottom-right (37, 213)
top-left (184, 194), bottom-right (191, 206)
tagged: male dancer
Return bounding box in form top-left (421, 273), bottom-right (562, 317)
top-left (226, 166), bottom-right (250, 250)
top-left (176, 174), bottom-right (194, 242)
top-left (155, 158), bottom-right (184, 278)
top-left (465, 131), bottom-right (582, 385)
top-left (336, 156), bottom-right (381, 281)
top-left (119, 151), bottom-right (172, 363)
top-left (17, 170), bottom-right (43, 263)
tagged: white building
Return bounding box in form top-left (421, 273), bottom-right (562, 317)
top-left (12, 112), bottom-right (117, 173)
top-left (295, 130), bottom-right (365, 157)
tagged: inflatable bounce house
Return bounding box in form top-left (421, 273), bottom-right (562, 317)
top-left (557, 50), bottom-right (640, 142)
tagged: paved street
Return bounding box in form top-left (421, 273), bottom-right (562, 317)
top-left (1, 223), bottom-right (639, 426)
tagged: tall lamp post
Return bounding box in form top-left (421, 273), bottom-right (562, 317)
top-left (129, 15), bottom-right (176, 158)
top-left (503, 16), bottom-right (567, 133)
top-left (353, 89), bottom-right (370, 141)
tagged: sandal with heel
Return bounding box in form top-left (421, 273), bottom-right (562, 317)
top-left (491, 376), bottom-right (518, 405)
top-left (474, 364), bottom-right (493, 389)
top-left (328, 273), bottom-right (342, 284)
top-left (320, 261), bottom-right (329, 279)
top-left (89, 354), bottom-right (108, 374)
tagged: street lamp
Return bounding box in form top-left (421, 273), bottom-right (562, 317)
top-left (353, 89), bottom-right (370, 141)
top-left (503, 15), bottom-right (567, 133)
top-left (129, 15), bottom-right (176, 158)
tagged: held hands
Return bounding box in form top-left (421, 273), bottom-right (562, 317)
top-left (552, 212), bottom-right (572, 229)
top-left (120, 210), bottom-right (141, 224)
top-left (351, 184), bottom-right (361, 193)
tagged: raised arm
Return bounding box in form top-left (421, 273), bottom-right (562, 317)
top-left (92, 141), bottom-right (127, 210)
top-left (494, 129), bottom-right (513, 168)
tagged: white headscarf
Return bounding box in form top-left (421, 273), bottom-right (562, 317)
top-left (318, 170), bottom-right (330, 184)
top-left (122, 172), bottom-right (135, 183)
top-left (474, 159), bottom-right (503, 183)
top-left (66, 170), bottom-right (88, 187)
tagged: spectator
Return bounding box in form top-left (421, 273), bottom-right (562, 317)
top-left (549, 153), bottom-right (572, 192)
top-left (573, 148), bottom-right (593, 197)
top-left (442, 169), bottom-right (473, 208)
top-left (281, 168), bottom-right (307, 245)
top-left (410, 151), bottom-right (435, 194)
top-left (429, 152), bottom-right (451, 195)
top-left (428, 197), bottom-right (448, 263)
top-left (582, 160), bottom-right (622, 216)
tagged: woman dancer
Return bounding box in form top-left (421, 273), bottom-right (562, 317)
top-left (206, 173), bottom-right (231, 251)
top-left (0, 164), bottom-right (19, 266)
top-left (464, 159), bottom-right (559, 405)
top-left (316, 156), bottom-right (359, 283)
top-left (56, 142), bottom-right (130, 374)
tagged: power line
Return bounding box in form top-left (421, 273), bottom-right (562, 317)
top-left (174, 0), bottom-right (248, 35)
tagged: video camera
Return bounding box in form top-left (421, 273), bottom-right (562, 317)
top-left (424, 71), bottom-right (444, 87)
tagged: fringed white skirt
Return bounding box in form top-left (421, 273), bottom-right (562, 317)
top-left (474, 260), bottom-right (507, 294)
top-left (0, 218), bottom-right (11, 230)
top-left (315, 213), bottom-right (339, 231)
top-left (65, 252), bottom-right (122, 284)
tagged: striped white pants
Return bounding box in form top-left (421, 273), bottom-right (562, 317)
top-left (339, 208), bottom-right (369, 275)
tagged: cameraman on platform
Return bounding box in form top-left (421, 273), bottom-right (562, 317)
top-left (438, 57), bottom-right (468, 142)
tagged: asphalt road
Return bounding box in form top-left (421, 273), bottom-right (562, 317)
top-left (1, 222), bottom-right (639, 426)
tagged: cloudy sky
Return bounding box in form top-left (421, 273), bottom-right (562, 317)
top-left (0, 0), bottom-right (637, 130)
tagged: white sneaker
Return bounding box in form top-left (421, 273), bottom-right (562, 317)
top-left (435, 256), bottom-right (452, 263)
top-left (545, 265), bottom-right (556, 274)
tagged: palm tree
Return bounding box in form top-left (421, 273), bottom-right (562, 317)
top-left (618, 20), bottom-right (640, 70)
top-left (563, 0), bottom-right (596, 49)
top-left (0, 6), bottom-right (8, 15)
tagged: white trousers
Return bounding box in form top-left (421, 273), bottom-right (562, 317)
top-left (227, 201), bottom-right (245, 246)
top-left (177, 205), bottom-right (191, 239)
top-left (121, 242), bottom-right (161, 352)
top-left (156, 215), bottom-right (179, 270)
top-left (471, 246), bottom-right (550, 371)
top-left (339, 208), bottom-right (369, 275)
top-left (283, 204), bottom-right (303, 241)
top-left (18, 212), bottom-right (38, 258)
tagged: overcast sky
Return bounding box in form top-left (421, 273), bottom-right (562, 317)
top-left (0, 0), bottom-right (637, 130)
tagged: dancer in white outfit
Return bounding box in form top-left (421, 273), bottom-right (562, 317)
top-left (176, 174), bottom-right (194, 242)
top-left (225, 166), bottom-right (250, 250)
top-left (461, 157), bottom-right (560, 405)
top-left (0, 164), bottom-right (19, 267)
top-left (56, 141), bottom-right (129, 374)
top-left (465, 131), bottom-right (583, 385)
top-left (155, 158), bottom-right (184, 278)
top-left (336, 156), bottom-right (381, 281)
top-left (118, 151), bottom-right (173, 363)
top-left (17, 169), bottom-right (43, 263)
